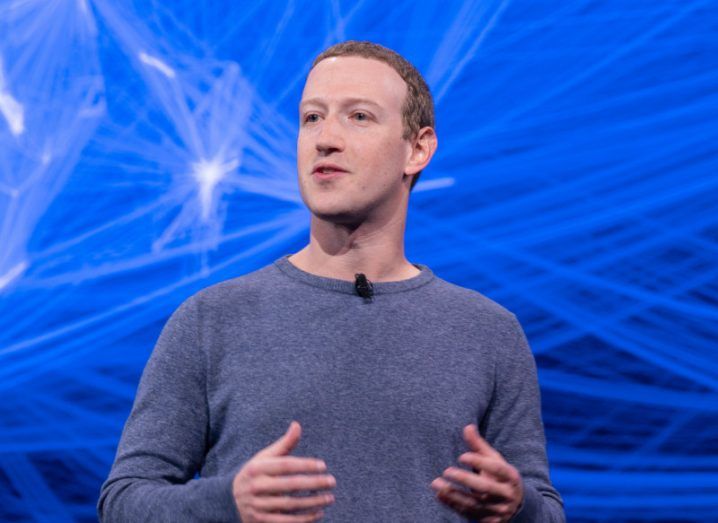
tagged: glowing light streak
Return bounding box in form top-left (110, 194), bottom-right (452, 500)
top-left (138, 51), bottom-right (176, 79)
top-left (1, 1), bottom-right (716, 521)
top-left (0, 260), bottom-right (27, 291)
top-left (414, 176), bottom-right (456, 192)
top-left (0, 57), bottom-right (24, 136)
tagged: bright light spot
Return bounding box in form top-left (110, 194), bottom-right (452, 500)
top-left (191, 156), bottom-right (239, 222)
top-left (138, 51), bottom-right (176, 79)
top-left (414, 176), bottom-right (456, 192)
top-left (0, 261), bottom-right (27, 292)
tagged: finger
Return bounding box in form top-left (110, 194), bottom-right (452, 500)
top-left (437, 490), bottom-right (504, 520)
top-left (431, 477), bottom-right (479, 516)
top-left (442, 467), bottom-right (512, 500)
top-left (432, 476), bottom-right (491, 503)
top-left (463, 424), bottom-right (499, 457)
top-left (458, 453), bottom-right (517, 483)
top-left (431, 476), bottom-right (460, 494)
top-left (252, 492), bottom-right (334, 513)
top-left (436, 487), bottom-right (477, 515)
top-left (433, 478), bottom-right (509, 521)
top-left (245, 509), bottom-right (325, 523)
top-left (257, 421), bottom-right (302, 458)
top-left (251, 473), bottom-right (336, 495)
top-left (245, 456), bottom-right (327, 477)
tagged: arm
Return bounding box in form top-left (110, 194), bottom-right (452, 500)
top-left (431, 314), bottom-right (565, 522)
top-left (480, 314), bottom-right (564, 523)
top-left (97, 296), bottom-right (239, 523)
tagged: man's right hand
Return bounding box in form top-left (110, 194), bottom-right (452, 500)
top-left (232, 421), bottom-right (336, 522)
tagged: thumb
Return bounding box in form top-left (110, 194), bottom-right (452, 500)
top-left (463, 424), bottom-right (494, 455)
top-left (256, 421), bottom-right (302, 457)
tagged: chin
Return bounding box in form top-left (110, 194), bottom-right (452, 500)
top-left (300, 190), bottom-right (347, 216)
top-left (306, 199), bottom-right (368, 226)
top-left (312, 208), bottom-right (363, 226)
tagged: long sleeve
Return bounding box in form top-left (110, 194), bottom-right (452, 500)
top-left (480, 314), bottom-right (565, 523)
top-left (97, 296), bottom-right (240, 522)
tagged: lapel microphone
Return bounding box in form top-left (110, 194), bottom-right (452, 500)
top-left (354, 273), bottom-right (374, 300)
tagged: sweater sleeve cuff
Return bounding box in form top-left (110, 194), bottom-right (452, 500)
top-left (509, 483), bottom-right (540, 523)
top-left (220, 473), bottom-right (242, 522)
top-left (188, 473), bottom-right (241, 522)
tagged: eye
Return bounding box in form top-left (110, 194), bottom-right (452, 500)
top-left (352, 112), bottom-right (369, 121)
top-left (303, 113), bottom-right (320, 124)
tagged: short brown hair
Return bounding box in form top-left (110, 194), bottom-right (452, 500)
top-left (311, 41), bottom-right (435, 189)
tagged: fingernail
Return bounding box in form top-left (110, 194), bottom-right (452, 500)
top-left (317, 460), bottom-right (327, 471)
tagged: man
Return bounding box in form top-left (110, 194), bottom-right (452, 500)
top-left (99, 41), bottom-right (565, 522)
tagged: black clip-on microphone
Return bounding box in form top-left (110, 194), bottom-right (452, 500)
top-left (354, 273), bottom-right (374, 301)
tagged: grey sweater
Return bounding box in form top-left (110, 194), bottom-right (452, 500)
top-left (98, 256), bottom-right (564, 522)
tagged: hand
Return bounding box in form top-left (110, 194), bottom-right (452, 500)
top-left (431, 424), bottom-right (524, 522)
top-left (232, 421), bottom-right (336, 522)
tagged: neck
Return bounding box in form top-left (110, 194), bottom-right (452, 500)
top-left (289, 201), bottom-right (419, 282)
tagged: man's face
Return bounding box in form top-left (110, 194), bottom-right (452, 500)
top-left (297, 56), bottom-right (413, 225)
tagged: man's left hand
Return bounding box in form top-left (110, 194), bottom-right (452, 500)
top-left (431, 424), bottom-right (524, 522)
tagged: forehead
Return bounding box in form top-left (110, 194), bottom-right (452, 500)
top-left (301, 55), bottom-right (407, 110)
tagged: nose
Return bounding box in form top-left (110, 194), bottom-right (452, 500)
top-left (315, 115), bottom-right (344, 156)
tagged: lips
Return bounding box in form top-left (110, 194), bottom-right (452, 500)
top-left (312, 163), bottom-right (348, 180)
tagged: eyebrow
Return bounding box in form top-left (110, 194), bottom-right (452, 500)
top-left (299, 97), bottom-right (383, 111)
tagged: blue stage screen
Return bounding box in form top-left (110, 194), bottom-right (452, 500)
top-left (1, 1), bottom-right (716, 521)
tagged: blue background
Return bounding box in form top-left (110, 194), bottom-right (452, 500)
top-left (1, 0), bottom-right (717, 521)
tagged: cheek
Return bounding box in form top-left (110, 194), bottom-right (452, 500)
top-left (296, 135), bottom-right (307, 154)
top-left (296, 136), bottom-right (312, 167)
top-left (372, 140), bottom-right (409, 174)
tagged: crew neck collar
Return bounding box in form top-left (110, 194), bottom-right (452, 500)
top-left (274, 254), bottom-right (434, 295)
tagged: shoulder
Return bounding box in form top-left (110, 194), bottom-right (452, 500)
top-left (417, 273), bottom-right (529, 367)
top-left (159, 262), bottom-right (282, 331)
top-left (426, 275), bottom-right (519, 329)
top-left (186, 262), bottom-right (279, 308)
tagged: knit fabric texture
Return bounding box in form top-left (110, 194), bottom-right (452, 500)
top-left (98, 255), bottom-right (565, 522)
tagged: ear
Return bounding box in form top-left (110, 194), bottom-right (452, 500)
top-left (404, 126), bottom-right (438, 176)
